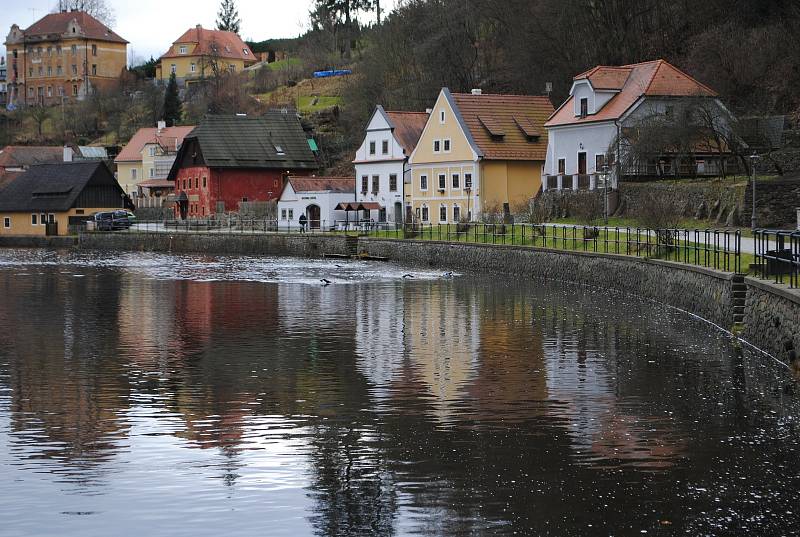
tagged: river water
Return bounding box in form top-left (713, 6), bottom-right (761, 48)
top-left (0, 248), bottom-right (798, 537)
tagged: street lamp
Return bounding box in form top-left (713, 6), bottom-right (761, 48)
top-left (750, 152), bottom-right (759, 231)
top-left (600, 164), bottom-right (610, 225)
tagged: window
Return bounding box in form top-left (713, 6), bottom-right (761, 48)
top-left (3, 217), bottom-right (10, 229)
top-left (229, 64), bottom-right (235, 72)
top-left (91, 64), bottom-right (97, 76)
top-left (179, 45), bottom-right (187, 54)
top-left (56, 46), bottom-right (62, 55)
top-left (190, 63), bottom-right (196, 73)
top-left (558, 158), bottom-right (566, 175)
top-left (57, 65), bottom-right (63, 76)
top-left (242, 197), bottom-right (248, 203)
top-left (194, 178), bottom-right (199, 189)
top-left (170, 64), bottom-right (176, 74)
top-left (421, 205), bottom-right (429, 222)
top-left (39, 213), bottom-right (46, 225)
top-left (453, 206), bottom-right (461, 222)
top-left (131, 168), bottom-right (137, 180)
top-left (48, 214), bottom-right (55, 224)
top-left (28, 67), bottom-right (33, 78)
top-left (71, 45), bottom-right (77, 55)
top-left (47, 86), bottom-right (52, 97)
top-left (452, 173), bottom-right (460, 189)
top-left (92, 44), bottom-right (97, 56)
top-left (443, 139), bottom-right (451, 152)
top-left (361, 176), bottom-right (368, 193)
top-left (148, 146), bottom-right (156, 157)
top-left (440, 110), bottom-right (445, 124)
top-left (58, 86), bottom-right (64, 96)
top-left (665, 105), bottom-right (674, 118)
top-left (47, 66), bottom-right (52, 76)
top-left (202, 176), bottom-right (207, 188)
top-left (28, 87), bottom-right (34, 97)
top-left (439, 205), bottom-right (447, 222)
top-left (31, 214), bottom-right (37, 226)
top-left (382, 140), bottom-right (389, 154)
top-left (274, 145), bottom-right (285, 156)
top-left (369, 141), bottom-right (376, 155)
top-left (72, 85), bottom-right (78, 96)
top-left (372, 175), bottom-right (379, 194)
top-left (438, 174), bottom-right (446, 190)
top-left (38, 67), bottom-right (43, 76)
top-left (420, 174), bottom-right (428, 191)
top-left (71, 64), bottom-right (77, 75)
top-left (464, 173), bottom-right (472, 189)
top-left (47, 46), bottom-right (52, 56)
top-left (281, 209), bottom-right (287, 220)
top-left (433, 140), bottom-right (441, 153)
top-left (389, 174), bottom-right (398, 192)
top-left (595, 154), bottom-right (606, 172)
top-left (243, 48), bottom-right (249, 56)
top-left (580, 97), bottom-right (588, 118)
top-left (149, 168), bottom-right (154, 178)
top-left (288, 209), bottom-right (294, 220)
top-left (182, 179), bottom-right (187, 190)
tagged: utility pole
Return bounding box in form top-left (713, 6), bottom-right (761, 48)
top-left (750, 152), bottom-right (759, 231)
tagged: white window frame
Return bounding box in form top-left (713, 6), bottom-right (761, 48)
top-left (439, 205), bottom-right (447, 223)
top-left (369, 141), bottom-right (376, 155)
top-left (149, 168), bottom-right (155, 178)
top-left (557, 158), bottom-right (566, 175)
top-left (288, 209), bottom-right (294, 220)
top-left (148, 146), bottom-right (156, 157)
top-left (438, 173), bottom-right (446, 191)
top-left (170, 64), bottom-right (176, 74)
top-left (389, 174), bottom-right (398, 192)
top-left (131, 168), bottom-right (137, 180)
top-left (464, 173), bottom-right (473, 190)
top-left (48, 214), bottom-right (55, 224)
top-left (433, 140), bottom-right (441, 153)
top-left (190, 63), bottom-right (196, 73)
top-left (3, 217), bottom-right (10, 229)
top-left (443, 139), bottom-right (451, 153)
top-left (31, 214), bottom-right (37, 226)
top-left (453, 205), bottom-right (461, 222)
top-left (439, 110), bottom-right (445, 124)
top-left (39, 213), bottom-right (46, 226)
top-left (452, 173), bottom-right (460, 190)
top-left (361, 176), bottom-right (369, 193)
top-left (281, 209), bottom-right (287, 220)
top-left (420, 174), bottom-right (428, 191)
top-left (421, 205), bottom-right (429, 222)
top-left (179, 45), bottom-right (187, 54)
top-left (372, 175), bottom-right (380, 194)
top-left (382, 139), bottom-right (389, 155)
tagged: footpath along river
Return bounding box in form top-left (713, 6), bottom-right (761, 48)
top-left (0, 248), bottom-right (797, 536)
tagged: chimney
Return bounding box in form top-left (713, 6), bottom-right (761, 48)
top-left (196, 24), bottom-right (202, 30)
top-left (425, 108), bottom-right (433, 114)
top-left (63, 146), bottom-right (73, 162)
top-left (471, 89), bottom-right (482, 96)
top-left (157, 120), bottom-right (166, 133)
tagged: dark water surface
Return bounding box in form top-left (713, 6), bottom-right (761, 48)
top-left (0, 249), bottom-right (798, 537)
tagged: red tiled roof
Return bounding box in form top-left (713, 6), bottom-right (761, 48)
top-left (137, 179), bottom-right (174, 188)
top-left (288, 176), bottom-right (354, 194)
top-left (385, 111), bottom-right (428, 155)
top-left (0, 146), bottom-right (63, 168)
top-left (160, 26), bottom-right (256, 62)
top-left (452, 93), bottom-right (553, 161)
top-left (22, 11), bottom-right (127, 44)
top-left (115, 126), bottom-right (196, 163)
top-left (546, 60), bottom-right (718, 128)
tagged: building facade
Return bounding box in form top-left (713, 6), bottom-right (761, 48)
top-left (353, 106), bottom-right (427, 225)
top-left (4, 10), bottom-right (128, 107)
top-left (0, 161), bottom-right (129, 236)
top-left (168, 111), bottom-right (318, 219)
top-left (408, 88), bottom-right (553, 223)
top-left (155, 25), bottom-right (257, 87)
top-left (544, 59), bottom-right (736, 187)
top-left (115, 122), bottom-right (195, 201)
top-left (277, 176), bottom-right (355, 230)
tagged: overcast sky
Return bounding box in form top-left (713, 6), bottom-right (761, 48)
top-left (1, 0), bottom-right (398, 64)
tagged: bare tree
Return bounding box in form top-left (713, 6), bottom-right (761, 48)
top-left (52, 0), bottom-right (116, 27)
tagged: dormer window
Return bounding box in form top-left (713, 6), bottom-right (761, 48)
top-left (243, 49), bottom-right (249, 56)
top-left (179, 45), bottom-right (187, 54)
top-left (274, 145), bottom-right (285, 156)
top-left (580, 98), bottom-right (588, 118)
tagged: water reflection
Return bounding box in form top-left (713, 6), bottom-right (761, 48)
top-left (0, 249), bottom-right (798, 536)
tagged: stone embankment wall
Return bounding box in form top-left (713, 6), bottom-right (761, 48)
top-left (0, 236), bottom-right (78, 249)
top-left (78, 231), bottom-right (354, 258)
top-left (619, 181), bottom-right (745, 225)
top-left (72, 232), bottom-right (800, 361)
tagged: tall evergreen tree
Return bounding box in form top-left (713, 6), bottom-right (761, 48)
top-left (163, 73), bottom-right (182, 127)
top-left (216, 0), bottom-right (241, 34)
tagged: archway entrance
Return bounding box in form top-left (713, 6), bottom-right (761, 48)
top-left (306, 204), bottom-right (321, 229)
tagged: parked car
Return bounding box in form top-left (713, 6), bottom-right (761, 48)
top-left (115, 210), bottom-right (136, 226)
top-left (92, 211), bottom-right (132, 231)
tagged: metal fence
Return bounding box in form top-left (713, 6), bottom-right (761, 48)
top-left (111, 219), bottom-right (743, 273)
top-left (753, 230), bottom-right (800, 288)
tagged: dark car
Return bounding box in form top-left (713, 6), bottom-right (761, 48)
top-left (93, 211), bottom-right (131, 231)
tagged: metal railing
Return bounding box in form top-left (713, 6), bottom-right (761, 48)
top-left (104, 219), bottom-right (743, 273)
top-left (753, 230), bottom-right (800, 288)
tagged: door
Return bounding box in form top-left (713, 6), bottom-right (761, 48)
top-left (307, 205), bottom-right (321, 229)
top-left (578, 152), bottom-right (587, 175)
top-left (395, 202), bottom-right (403, 225)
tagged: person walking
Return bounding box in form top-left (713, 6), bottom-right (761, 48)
top-left (299, 213), bottom-right (308, 234)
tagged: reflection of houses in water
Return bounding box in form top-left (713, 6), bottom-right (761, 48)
top-left (278, 282), bottom-right (353, 333)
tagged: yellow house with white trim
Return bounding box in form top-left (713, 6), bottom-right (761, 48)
top-left (408, 88), bottom-right (553, 223)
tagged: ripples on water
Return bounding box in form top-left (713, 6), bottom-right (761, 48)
top-left (0, 248), bottom-right (798, 537)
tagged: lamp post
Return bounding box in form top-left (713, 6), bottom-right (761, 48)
top-left (750, 152), bottom-right (759, 231)
top-left (601, 164), bottom-right (610, 225)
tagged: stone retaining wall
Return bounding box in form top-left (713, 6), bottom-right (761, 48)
top-left (743, 178), bottom-right (800, 228)
top-left (742, 278), bottom-right (800, 361)
top-left (359, 238), bottom-right (735, 328)
top-left (78, 232), bottom-right (352, 258)
top-left (0, 236), bottom-right (78, 249)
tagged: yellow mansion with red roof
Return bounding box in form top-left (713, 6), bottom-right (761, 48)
top-left (155, 25), bottom-right (257, 87)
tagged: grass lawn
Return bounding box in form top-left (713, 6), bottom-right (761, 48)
top-left (266, 58), bottom-right (302, 71)
top-left (297, 95), bottom-right (343, 113)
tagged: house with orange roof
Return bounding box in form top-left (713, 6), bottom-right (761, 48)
top-left (543, 59), bottom-right (737, 188)
top-left (4, 10), bottom-right (128, 107)
top-left (408, 88), bottom-right (553, 223)
top-left (276, 176), bottom-right (355, 230)
top-left (353, 105), bottom-right (428, 225)
top-left (155, 25), bottom-right (257, 87)
top-left (115, 121), bottom-right (195, 202)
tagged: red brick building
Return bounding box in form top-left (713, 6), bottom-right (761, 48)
top-left (168, 111), bottom-right (319, 219)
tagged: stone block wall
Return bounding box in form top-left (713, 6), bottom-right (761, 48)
top-left (741, 279), bottom-right (800, 362)
top-left (742, 178), bottom-right (800, 228)
top-left (619, 181), bottom-right (745, 225)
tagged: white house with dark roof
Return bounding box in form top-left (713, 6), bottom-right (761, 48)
top-left (544, 59), bottom-right (735, 188)
top-left (353, 106), bottom-right (428, 225)
top-left (277, 176), bottom-right (355, 230)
